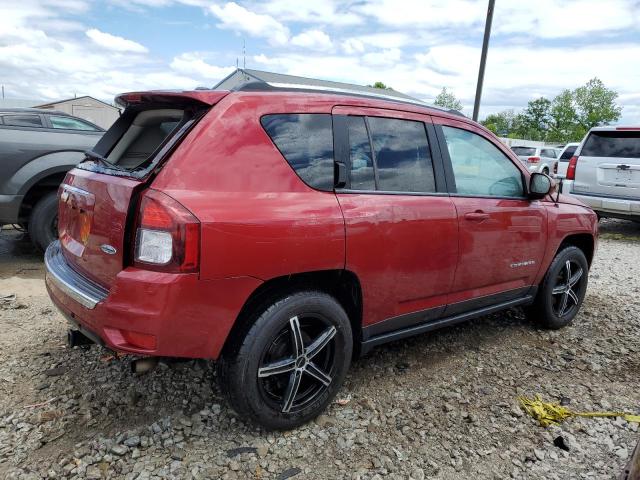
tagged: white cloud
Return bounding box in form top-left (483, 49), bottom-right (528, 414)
top-left (290, 29), bottom-right (332, 51)
top-left (86, 28), bottom-right (148, 53)
top-left (208, 2), bottom-right (289, 46)
top-left (256, 0), bottom-right (362, 26)
top-left (494, 0), bottom-right (640, 38)
top-left (170, 52), bottom-right (235, 81)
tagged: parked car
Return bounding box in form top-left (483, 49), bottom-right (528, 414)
top-left (0, 108), bottom-right (104, 250)
top-left (555, 142), bottom-right (580, 177)
top-left (563, 126), bottom-right (640, 221)
top-left (511, 146), bottom-right (559, 175)
top-left (45, 85), bottom-right (598, 430)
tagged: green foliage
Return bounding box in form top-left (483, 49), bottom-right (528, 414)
top-left (434, 87), bottom-right (463, 111)
top-left (480, 78), bottom-right (621, 142)
top-left (574, 78), bottom-right (622, 130)
top-left (369, 81), bottom-right (390, 89)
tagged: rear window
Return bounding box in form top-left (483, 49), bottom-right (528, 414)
top-left (560, 145), bottom-right (577, 161)
top-left (2, 114), bottom-right (43, 128)
top-left (261, 114), bottom-right (334, 191)
top-left (512, 146), bottom-right (536, 156)
top-left (581, 131), bottom-right (640, 158)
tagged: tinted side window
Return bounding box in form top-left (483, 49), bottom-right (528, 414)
top-left (442, 126), bottom-right (524, 197)
top-left (2, 115), bottom-right (43, 128)
top-left (347, 116), bottom-right (375, 190)
top-left (581, 131), bottom-right (640, 158)
top-left (261, 114), bottom-right (334, 191)
top-left (560, 145), bottom-right (577, 161)
top-left (50, 115), bottom-right (99, 131)
top-left (367, 117), bottom-right (436, 193)
top-left (541, 149), bottom-right (556, 158)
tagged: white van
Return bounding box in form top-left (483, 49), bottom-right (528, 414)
top-left (562, 127), bottom-right (640, 221)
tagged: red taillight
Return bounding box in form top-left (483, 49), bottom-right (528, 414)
top-left (528, 156), bottom-right (540, 163)
top-left (566, 156), bottom-right (578, 180)
top-left (133, 189), bottom-right (200, 273)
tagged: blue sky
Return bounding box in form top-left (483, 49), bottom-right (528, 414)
top-left (2, 0), bottom-right (639, 122)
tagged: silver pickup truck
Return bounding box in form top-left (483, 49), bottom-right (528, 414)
top-left (0, 108), bottom-right (104, 250)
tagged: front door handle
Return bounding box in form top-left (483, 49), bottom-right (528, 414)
top-left (464, 211), bottom-right (490, 222)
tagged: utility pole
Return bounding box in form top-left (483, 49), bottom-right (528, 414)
top-left (472, 0), bottom-right (495, 122)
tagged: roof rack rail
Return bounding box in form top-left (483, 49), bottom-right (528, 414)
top-left (230, 80), bottom-right (467, 118)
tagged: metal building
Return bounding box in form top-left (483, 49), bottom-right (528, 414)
top-left (33, 96), bottom-right (120, 129)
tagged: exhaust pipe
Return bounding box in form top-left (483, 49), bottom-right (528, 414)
top-left (67, 329), bottom-right (94, 348)
top-left (131, 357), bottom-right (159, 374)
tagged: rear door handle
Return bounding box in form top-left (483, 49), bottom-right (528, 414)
top-left (464, 211), bottom-right (490, 222)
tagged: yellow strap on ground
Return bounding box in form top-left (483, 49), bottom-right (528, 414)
top-left (518, 395), bottom-right (640, 427)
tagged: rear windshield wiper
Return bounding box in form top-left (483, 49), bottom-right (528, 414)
top-left (84, 150), bottom-right (119, 169)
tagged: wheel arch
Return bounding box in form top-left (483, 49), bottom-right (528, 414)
top-left (18, 168), bottom-right (69, 222)
top-left (221, 269), bottom-right (363, 359)
top-left (557, 233), bottom-right (595, 267)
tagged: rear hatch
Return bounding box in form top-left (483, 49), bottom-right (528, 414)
top-left (58, 91), bottom-right (226, 288)
top-left (573, 129), bottom-right (640, 199)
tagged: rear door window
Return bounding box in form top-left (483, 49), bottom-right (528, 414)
top-left (49, 115), bottom-right (100, 131)
top-left (367, 117), bottom-right (436, 193)
top-left (2, 114), bottom-right (43, 128)
top-left (261, 114), bottom-right (334, 191)
top-left (442, 126), bottom-right (524, 198)
top-left (581, 131), bottom-right (640, 158)
top-left (347, 116), bottom-right (375, 190)
top-left (541, 149), bottom-right (556, 158)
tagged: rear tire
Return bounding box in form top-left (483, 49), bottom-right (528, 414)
top-left (526, 246), bottom-right (589, 329)
top-left (218, 291), bottom-right (352, 430)
top-left (28, 191), bottom-right (58, 252)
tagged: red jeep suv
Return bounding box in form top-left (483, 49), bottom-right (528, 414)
top-left (45, 83), bottom-right (598, 429)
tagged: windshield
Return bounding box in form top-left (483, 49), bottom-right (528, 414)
top-left (512, 146), bottom-right (536, 156)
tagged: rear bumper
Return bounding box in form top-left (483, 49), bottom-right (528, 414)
top-left (0, 194), bottom-right (23, 224)
top-left (563, 183), bottom-right (640, 219)
top-left (45, 240), bottom-right (262, 359)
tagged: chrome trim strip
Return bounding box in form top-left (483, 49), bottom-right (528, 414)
top-left (44, 241), bottom-right (108, 310)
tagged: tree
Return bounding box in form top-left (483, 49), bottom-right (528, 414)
top-left (434, 87), bottom-right (463, 111)
top-left (369, 81), bottom-right (390, 89)
top-left (547, 89), bottom-right (582, 143)
top-left (574, 77), bottom-right (622, 130)
top-left (482, 110), bottom-right (517, 136)
top-left (520, 97), bottom-right (552, 141)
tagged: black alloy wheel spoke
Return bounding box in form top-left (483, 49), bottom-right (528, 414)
top-left (551, 259), bottom-right (583, 317)
top-left (259, 316), bottom-right (337, 413)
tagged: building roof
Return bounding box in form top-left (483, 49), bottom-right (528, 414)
top-left (34, 95), bottom-right (120, 110)
top-left (213, 68), bottom-right (422, 103)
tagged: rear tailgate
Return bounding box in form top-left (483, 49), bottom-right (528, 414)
top-left (59, 170), bottom-right (142, 287)
top-left (574, 130), bottom-right (640, 199)
top-left (58, 90), bottom-right (227, 288)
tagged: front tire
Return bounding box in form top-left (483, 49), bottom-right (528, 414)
top-left (527, 246), bottom-right (589, 329)
top-left (28, 191), bottom-right (59, 252)
top-left (218, 291), bottom-right (352, 430)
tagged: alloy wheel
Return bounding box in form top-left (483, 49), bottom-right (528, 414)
top-left (257, 315), bottom-right (336, 413)
top-left (551, 259), bottom-right (583, 317)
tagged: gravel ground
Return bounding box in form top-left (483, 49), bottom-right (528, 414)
top-left (0, 220), bottom-right (639, 480)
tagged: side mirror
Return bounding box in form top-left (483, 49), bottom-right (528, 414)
top-left (529, 172), bottom-right (553, 199)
